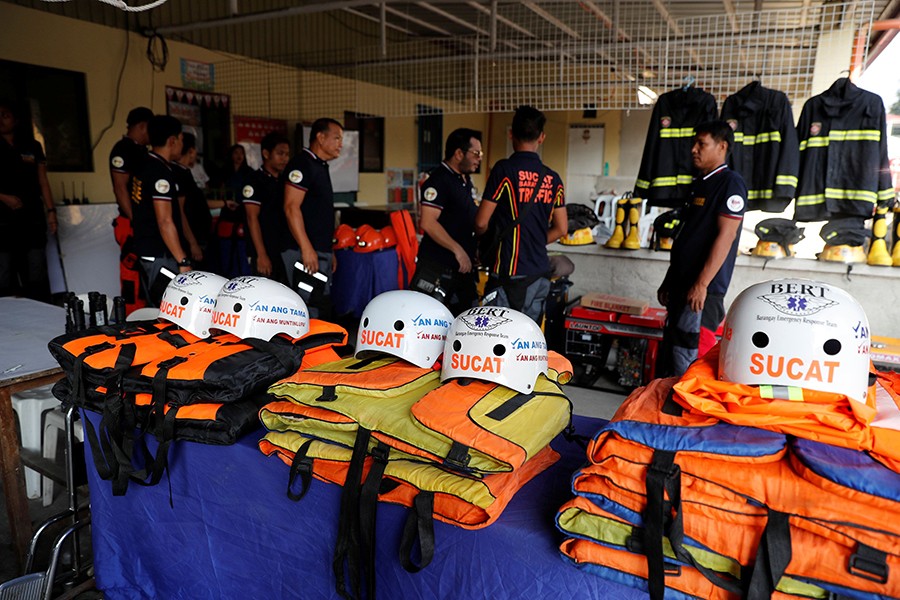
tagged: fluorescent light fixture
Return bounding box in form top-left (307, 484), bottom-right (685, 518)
top-left (637, 85), bottom-right (658, 105)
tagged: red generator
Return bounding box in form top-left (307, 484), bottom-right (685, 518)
top-left (564, 304), bottom-right (667, 390)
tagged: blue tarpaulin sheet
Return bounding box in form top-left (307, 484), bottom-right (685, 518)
top-left (83, 411), bottom-right (648, 599)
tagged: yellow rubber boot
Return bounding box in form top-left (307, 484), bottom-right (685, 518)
top-left (867, 206), bottom-right (892, 266)
top-left (623, 198), bottom-right (643, 249)
top-left (892, 205), bottom-right (900, 266)
top-left (605, 198), bottom-right (628, 249)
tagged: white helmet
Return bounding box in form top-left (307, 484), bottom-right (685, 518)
top-left (158, 271), bottom-right (227, 338)
top-left (719, 279), bottom-right (871, 404)
top-left (441, 306), bottom-right (548, 394)
top-left (211, 276), bottom-right (310, 341)
top-left (355, 290), bottom-right (453, 368)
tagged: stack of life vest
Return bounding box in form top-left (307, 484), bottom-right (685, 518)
top-left (556, 278), bottom-right (900, 599)
top-left (257, 291), bottom-right (575, 599)
top-left (48, 272), bottom-right (347, 496)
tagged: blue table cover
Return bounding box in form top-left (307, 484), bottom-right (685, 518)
top-left (83, 412), bottom-right (648, 599)
top-left (331, 249), bottom-right (400, 319)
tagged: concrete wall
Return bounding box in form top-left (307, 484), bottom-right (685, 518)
top-left (554, 243), bottom-right (900, 338)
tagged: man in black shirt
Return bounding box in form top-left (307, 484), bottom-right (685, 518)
top-left (171, 132), bottom-right (209, 267)
top-left (244, 131), bottom-right (291, 284)
top-left (657, 120), bottom-right (747, 377)
top-left (109, 106), bottom-right (152, 310)
top-left (0, 100), bottom-right (56, 301)
top-left (411, 128), bottom-right (482, 315)
top-left (131, 115), bottom-right (191, 306)
top-left (281, 118), bottom-right (343, 317)
top-left (475, 106), bottom-right (567, 323)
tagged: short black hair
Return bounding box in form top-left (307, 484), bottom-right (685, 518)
top-left (148, 115), bottom-right (182, 148)
top-left (444, 128), bottom-right (480, 161)
top-left (309, 118), bottom-right (342, 147)
top-left (511, 105), bottom-right (546, 142)
top-left (126, 106), bottom-right (153, 128)
top-left (261, 131), bottom-right (290, 155)
top-left (694, 120), bottom-right (734, 150)
top-left (181, 132), bottom-right (196, 153)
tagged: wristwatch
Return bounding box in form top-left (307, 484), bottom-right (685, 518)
top-left (178, 257), bottom-right (192, 267)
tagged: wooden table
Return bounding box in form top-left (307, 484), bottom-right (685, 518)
top-left (0, 298), bottom-right (65, 570)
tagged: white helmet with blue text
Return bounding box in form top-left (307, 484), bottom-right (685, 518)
top-left (158, 271), bottom-right (228, 338)
top-left (441, 306), bottom-right (549, 394)
top-left (719, 278), bottom-right (871, 404)
top-left (211, 276), bottom-right (309, 341)
top-left (355, 290), bottom-right (453, 368)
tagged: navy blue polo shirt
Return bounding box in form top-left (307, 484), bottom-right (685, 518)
top-left (281, 148), bottom-right (334, 253)
top-left (0, 137), bottom-right (48, 249)
top-left (417, 162), bottom-right (478, 269)
top-left (109, 136), bottom-right (148, 217)
top-left (131, 151), bottom-right (183, 257)
top-left (242, 167), bottom-right (292, 257)
top-left (171, 161), bottom-right (212, 247)
top-left (669, 164), bottom-right (747, 295)
top-left (481, 151), bottom-right (565, 277)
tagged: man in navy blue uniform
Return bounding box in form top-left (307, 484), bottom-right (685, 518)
top-left (411, 128), bottom-right (482, 315)
top-left (657, 120), bottom-right (747, 377)
top-left (474, 105), bottom-right (567, 323)
top-left (131, 115), bottom-right (192, 306)
top-left (244, 131), bottom-right (291, 285)
top-left (281, 118), bottom-right (343, 318)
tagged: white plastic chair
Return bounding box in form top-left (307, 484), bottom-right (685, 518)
top-left (10, 385), bottom-right (59, 499)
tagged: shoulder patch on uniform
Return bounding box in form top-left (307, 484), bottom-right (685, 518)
top-left (726, 194), bottom-right (745, 212)
top-left (242, 185), bottom-right (254, 198)
top-left (155, 179), bottom-right (170, 194)
top-left (288, 169), bottom-right (303, 184)
top-left (111, 156), bottom-right (125, 169)
top-left (423, 187), bottom-right (438, 202)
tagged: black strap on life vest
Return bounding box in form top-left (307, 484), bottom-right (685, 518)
top-left (644, 449), bottom-right (680, 600)
top-left (485, 392), bottom-right (535, 421)
top-left (747, 508), bottom-right (792, 600)
top-left (333, 427), bottom-right (371, 600)
top-left (645, 450), bottom-right (745, 598)
top-left (287, 438), bottom-right (315, 501)
top-left (849, 543), bottom-right (889, 584)
top-left (359, 441), bottom-right (391, 600)
top-left (398, 491), bottom-right (436, 574)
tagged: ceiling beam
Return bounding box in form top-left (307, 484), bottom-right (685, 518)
top-left (384, 5), bottom-right (453, 36)
top-left (343, 7), bottom-right (416, 35)
top-left (579, 0), bottom-right (631, 42)
top-left (650, 0), bottom-right (704, 69)
top-left (416, 2), bottom-right (488, 36)
top-left (466, 1), bottom-right (537, 38)
top-left (523, 1), bottom-right (581, 39)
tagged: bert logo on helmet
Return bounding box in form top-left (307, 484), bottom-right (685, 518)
top-left (717, 278), bottom-right (870, 405)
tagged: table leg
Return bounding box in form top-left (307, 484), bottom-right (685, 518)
top-left (0, 386), bottom-right (33, 571)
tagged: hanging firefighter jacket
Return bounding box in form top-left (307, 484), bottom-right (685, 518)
top-left (721, 82), bottom-right (800, 212)
top-left (635, 86), bottom-right (718, 208)
top-left (556, 377), bottom-right (900, 600)
top-left (794, 78), bottom-right (894, 222)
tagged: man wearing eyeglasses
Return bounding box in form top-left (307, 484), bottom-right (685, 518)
top-left (411, 128), bottom-right (483, 315)
top-left (475, 105), bottom-right (567, 323)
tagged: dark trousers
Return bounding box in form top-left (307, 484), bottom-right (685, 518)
top-left (483, 274), bottom-right (551, 324)
top-left (0, 247), bottom-right (50, 302)
top-left (657, 292), bottom-right (725, 378)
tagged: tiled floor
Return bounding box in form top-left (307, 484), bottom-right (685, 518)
top-left (0, 383), bottom-right (628, 593)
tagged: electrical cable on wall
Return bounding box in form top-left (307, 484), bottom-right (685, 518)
top-left (145, 32), bottom-right (169, 72)
top-left (91, 16), bottom-right (131, 151)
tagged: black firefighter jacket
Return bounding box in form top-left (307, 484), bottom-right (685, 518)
top-left (721, 82), bottom-right (800, 213)
top-left (794, 78), bottom-right (894, 222)
top-left (635, 86), bottom-right (718, 207)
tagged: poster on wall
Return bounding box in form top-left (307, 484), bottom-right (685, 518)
top-left (180, 59), bottom-right (215, 91)
top-left (234, 115), bottom-right (288, 171)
